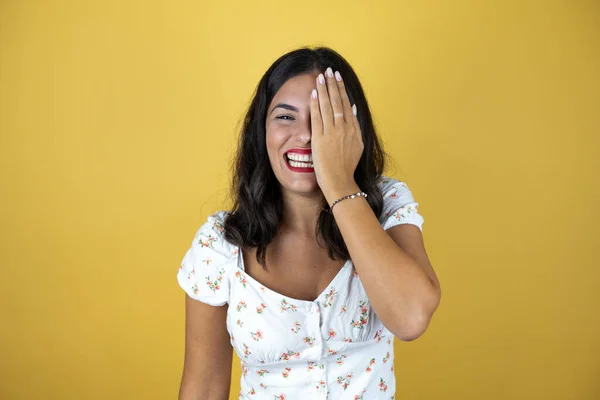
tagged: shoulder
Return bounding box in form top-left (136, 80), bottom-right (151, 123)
top-left (194, 210), bottom-right (236, 253)
top-left (176, 209), bottom-right (237, 306)
top-left (376, 175), bottom-right (415, 201)
top-left (376, 175), bottom-right (424, 231)
top-left (204, 209), bottom-right (229, 233)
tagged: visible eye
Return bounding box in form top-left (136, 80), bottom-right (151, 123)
top-left (276, 115), bottom-right (295, 121)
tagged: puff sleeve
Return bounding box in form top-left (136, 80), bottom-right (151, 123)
top-left (377, 176), bottom-right (425, 232)
top-left (176, 211), bottom-right (237, 306)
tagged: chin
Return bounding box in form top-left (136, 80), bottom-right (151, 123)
top-left (277, 173), bottom-right (321, 193)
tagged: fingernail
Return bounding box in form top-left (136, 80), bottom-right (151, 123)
top-left (326, 67), bottom-right (334, 78)
top-left (334, 71), bottom-right (342, 81)
top-left (352, 104), bottom-right (357, 115)
top-left (318, 74), bottom-right (325, 84)
top-left (311, 89), bottom-right (317, 99)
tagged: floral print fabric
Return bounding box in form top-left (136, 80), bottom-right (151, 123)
top-left (177, 176), bottom-right (424, 399)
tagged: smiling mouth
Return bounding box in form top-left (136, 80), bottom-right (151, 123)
top-left (284, 152), bottom-right (314, 171)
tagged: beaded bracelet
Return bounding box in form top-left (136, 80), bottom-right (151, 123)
top-left (325, 191), bottom-right (368, 214)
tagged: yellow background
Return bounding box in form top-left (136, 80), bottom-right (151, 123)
top-left (1, 0), bottom-right (598, 399)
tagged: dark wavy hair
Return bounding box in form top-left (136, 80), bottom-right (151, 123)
top-left (223, 46), bottom-right (389, 270)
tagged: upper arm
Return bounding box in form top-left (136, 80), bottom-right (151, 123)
top-left (179, 294), bottom-right (233, 400)
top-left (176, 211), bottom-right (236, 400)
top-left (386, 223), bottom-right (441, 300)
top-left (378, 176), bottom-right (441, 310)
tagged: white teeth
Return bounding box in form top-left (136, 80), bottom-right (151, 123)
top-left (288, 160), bottom-right (314, 168)
top-left (286, 152), bottom-right (313, 162)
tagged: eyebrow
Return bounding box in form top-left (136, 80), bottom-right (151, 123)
top-left (269, 103), bottom-right (299, 115)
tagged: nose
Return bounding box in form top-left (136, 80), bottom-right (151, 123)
top-left (296, 117), bottom-right (312, 144)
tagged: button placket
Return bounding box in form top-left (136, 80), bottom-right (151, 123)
top-left (305, 302), bottom-right (328, 399)
top-left (306, 302), bottom-right (323, 360)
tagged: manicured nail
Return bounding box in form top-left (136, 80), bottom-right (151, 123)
top-left (326, 67), bottom-right (334, 78)
top-left (318, 74), bottom-right (325, 84)
top-left (352, 104), bottom-right (357, 116)
top-left (334, 71), bottom-right (342, 81)
top-left (311, 89), bottom-right (317, 99)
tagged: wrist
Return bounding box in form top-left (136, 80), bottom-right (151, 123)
top-left (322, 181), bottom-right (361, 207)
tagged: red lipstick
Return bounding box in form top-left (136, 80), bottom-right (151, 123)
top-left (284, 148), bottom-right (314, 173)
top-left (285, 148), bottom-right (312, 155)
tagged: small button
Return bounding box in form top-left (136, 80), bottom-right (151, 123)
top-left (310, 304), bottom-right (319, 313)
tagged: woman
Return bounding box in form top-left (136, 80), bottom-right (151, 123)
top-left (177, 46), bottom-right (441, 400)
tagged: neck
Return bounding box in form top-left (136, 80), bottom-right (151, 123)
top-left (280, 188), bottom-right (327, 236)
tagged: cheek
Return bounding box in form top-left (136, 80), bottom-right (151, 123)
top-left (265, 126), bottom-right (290, 158)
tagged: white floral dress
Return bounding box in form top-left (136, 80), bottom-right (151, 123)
top-left (177, 176), bottom-right (424, 400)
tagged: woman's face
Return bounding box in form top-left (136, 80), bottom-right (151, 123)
top-left (265, 70), bottom-right (321, 194)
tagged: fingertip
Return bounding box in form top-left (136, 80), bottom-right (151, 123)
top-left (311, 89), bottom-right (317, 100)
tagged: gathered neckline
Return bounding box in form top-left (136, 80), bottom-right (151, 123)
top-left (234, 244), bottom-right (351, 305)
